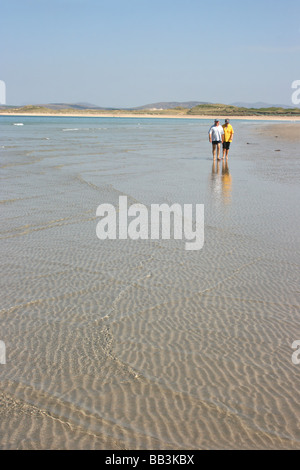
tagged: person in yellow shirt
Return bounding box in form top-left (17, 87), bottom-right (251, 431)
top-left (222, 119), bottom-right (234, 159)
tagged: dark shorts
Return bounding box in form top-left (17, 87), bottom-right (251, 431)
top-left (212, 140), bottom-right (221, 145)
top-left (223, 142), bottom-right (231, 150)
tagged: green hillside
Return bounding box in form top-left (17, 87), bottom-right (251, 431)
top-left (187, 103), bottom-right (300, 116)
top-left (1, 103), bottom-right (300, 117)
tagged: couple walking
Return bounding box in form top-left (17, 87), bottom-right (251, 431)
top-left (208, 119), bottom-right (234, 160)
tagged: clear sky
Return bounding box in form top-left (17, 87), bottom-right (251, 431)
top-left (1, 0), bottom-right (300, 107)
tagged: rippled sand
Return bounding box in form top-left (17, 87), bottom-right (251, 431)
top-left (0, 117), bottom-right (299, 449)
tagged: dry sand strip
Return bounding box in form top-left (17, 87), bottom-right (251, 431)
top-left (1, 112), bottom-right (300, 121)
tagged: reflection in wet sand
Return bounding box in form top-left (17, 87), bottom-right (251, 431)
top-left (210, 159), bottom-right (232, 205)
top-left (221, 159), bottom-right (232, 205)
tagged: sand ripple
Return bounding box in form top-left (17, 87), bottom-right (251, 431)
top-left (0, 117), bottom-right (299, 449)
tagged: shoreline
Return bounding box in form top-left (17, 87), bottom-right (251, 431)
top-left (1, 112), bottom-right (300, 121)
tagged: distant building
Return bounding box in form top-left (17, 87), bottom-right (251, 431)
top-left (0, 80), bottom-right (6, 105)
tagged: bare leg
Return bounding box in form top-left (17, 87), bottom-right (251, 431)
top-left (217, 143), bottom-right (221, 160)
top-left (212, 144), bottom-right (217, 160)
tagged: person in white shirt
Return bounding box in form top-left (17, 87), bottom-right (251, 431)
top-left (208, 119), bottom-right (224, 160)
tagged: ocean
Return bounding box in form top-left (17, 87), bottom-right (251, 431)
top-left (0, 115), bottom-right (299, 449)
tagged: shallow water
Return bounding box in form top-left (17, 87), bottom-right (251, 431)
top-left (0, 116), bottom-right (299, 449)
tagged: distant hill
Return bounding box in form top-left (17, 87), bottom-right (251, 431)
top-left (0, 101), bottom-right (212, 112)
top-left (231, 101), bottom-right (299, 109)
top-left (40, 101), bottom-right (211, 110)
top-left (1, 101), bottom-right (300, 117)
top-left (2, 100), bottom-right (299, 111)
top-left (133, 101), bottom-right (210, 110)
top-left (35, 102), bottom-right (117, 110)
top-left (187, 103), bottom-right (300, 116)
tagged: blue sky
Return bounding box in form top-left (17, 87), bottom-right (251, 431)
top-left (1, 0), bottom-right (300, 107)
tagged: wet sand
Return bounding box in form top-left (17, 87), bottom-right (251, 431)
top-left (257, 122), bottom-right (300, 141)
top-left (0, 117), bottom-right (299, 449)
